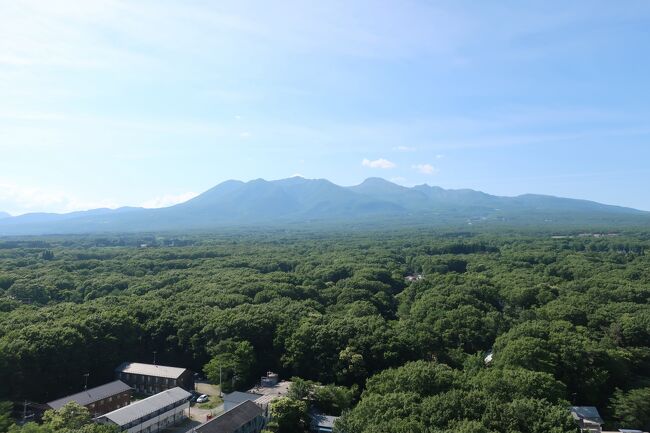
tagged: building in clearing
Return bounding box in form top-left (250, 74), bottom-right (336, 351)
top-left (46, 380), bottom-right (132, 417)
top-left (309, 411), bottom-right (338, 433)
top-left (115, 362), bottom-right (193, 395)
top-left (96, 387), bottom-right (190, 433)
top-left (195, 400), bottom-right (265, 433)
top-left (570, 406), bottom-right (604, 433)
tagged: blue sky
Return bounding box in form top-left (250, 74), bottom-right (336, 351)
top-left (1, 0), bottom-right (650, 214)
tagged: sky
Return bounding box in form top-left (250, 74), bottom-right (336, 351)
top-left (1, 0), bottom-right (650, 215)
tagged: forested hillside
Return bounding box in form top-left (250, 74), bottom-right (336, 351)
top-left (1, 229), bottom-right (649, 432)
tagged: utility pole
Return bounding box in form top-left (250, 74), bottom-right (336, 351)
top-left (153, 351), bottom-right (157, 366)
top-left (23, 400), bottom-right (27, 423)
top-left (219, 366), bottom-right (222, 397)
top-left (83, 373), bottom-right (90, 390)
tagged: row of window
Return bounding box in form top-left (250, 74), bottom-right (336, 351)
top-left (121, 373), bottom-right (177, 386)
top-left (125, 412), bottom-right (184, 433)
top-left (88, 393), bottom-right (128, 409)
top-left (121, 399), bottom-right (187, 429)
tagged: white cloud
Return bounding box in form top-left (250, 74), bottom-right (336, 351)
top-left (0, 180), bottom-right (119, 215)
top-left (394, 145), bottom-right (416, 152)
top-left (412, 163), bottom-right (438, 175)
top-left (362, 158), bottom-right (396, 169)
top-left (435, 154), bottom-right (445, 159)
top-left (239, 131), bottom-right (252, 138)
top-left (141, 191), bottom-right (198, 208)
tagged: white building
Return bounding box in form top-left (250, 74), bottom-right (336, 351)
top-left (96, 387), bottom-right (190, 433)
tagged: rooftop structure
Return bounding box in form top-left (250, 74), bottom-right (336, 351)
top-left (260, 372), bottom-right (279, 387)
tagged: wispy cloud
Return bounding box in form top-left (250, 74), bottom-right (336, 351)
top-left (394, 145), bottom-right (417, 152)
top-left (362, 158), bottom-right (396, 169)
top-left (412, 163), bottom-right (438, 175)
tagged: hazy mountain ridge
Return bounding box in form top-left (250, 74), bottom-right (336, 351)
top-left (0, 177), bottom-right (647, 235)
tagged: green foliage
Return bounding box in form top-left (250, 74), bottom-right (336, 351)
top-left (268, 397), bottom-right (309, 433)
top-left (4, 402), bottom-right (119, 433)
top-left (0, 230), bottom-right (649, 431)
top-left (42, 402), bottom-right (92, 430)
top-left (610, 387), bottom-right (650, 431)
top-left (0, 401), bottom-right (12, 433)
top-left (339, 361), bottom-right (577, 433)
top-left (312, 383), bottom-right (356, 416)
top-left (204, 339), bottom-right (256, 392)
top-left (287, 377), bottom-right (317, 400)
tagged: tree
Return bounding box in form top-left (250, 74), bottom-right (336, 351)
top-left (610, 387), bottom-right (650, 431)
top-left (287, 377), bottom-right (316, 401)
top-left (0, 401), bottom-right (13, 433)
top-left (42, 402), bottom-right (92, 430)
top-left (204, 339), bottom-right (256, 392)
top-left (313, 384), bottom-right (356, 416)
top-left (268, 397), bottom-right (309, 433)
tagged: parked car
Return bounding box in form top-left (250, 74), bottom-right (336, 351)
top-left (196, 394), bottom-right (209, 403)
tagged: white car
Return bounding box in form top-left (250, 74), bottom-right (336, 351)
top-left (196, 394), bottom-right (209, 403)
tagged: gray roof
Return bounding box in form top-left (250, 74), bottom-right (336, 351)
top-left (115, 362), bottom-right (188, 379)
top-left (47, 380), bottom-right (131, 410)
top-left (570, 406), bottom-right (604, 425)
top-left (99, 387), bottom-right (190, 426)
top-left (195, 401), bottom-right (263, 433)
top-left (310, 412), bottom-right (338, 429)
top-left (223, 391), bottom-right (260, 405)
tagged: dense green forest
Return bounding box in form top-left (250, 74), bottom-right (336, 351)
top-left (1, 229), bottom-right (649, 432)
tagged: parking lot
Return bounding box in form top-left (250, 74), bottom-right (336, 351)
top-left (187, 382), bottom-right (224, 423)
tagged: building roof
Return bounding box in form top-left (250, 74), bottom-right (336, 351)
top-left (223, 391), bottom-right (260, 405)
top-left (310, 412), bottom-right (338, 429)
top-left (98, 387), bottom-right (190, 426)
top-left (195, 401), bottom-right (263, 433)
top-left (47, 380), bottom-right (132, 410)
top-left (115, 362), bottom-right (188, 379)
top-left (570, 406), bottom-right (604, 425)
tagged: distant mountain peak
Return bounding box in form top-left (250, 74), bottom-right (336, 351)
top-left (0, 178), bottom-right (647, 235)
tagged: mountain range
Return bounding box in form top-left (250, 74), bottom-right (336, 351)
top-left (0, 177), bottom-right (648, 235)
